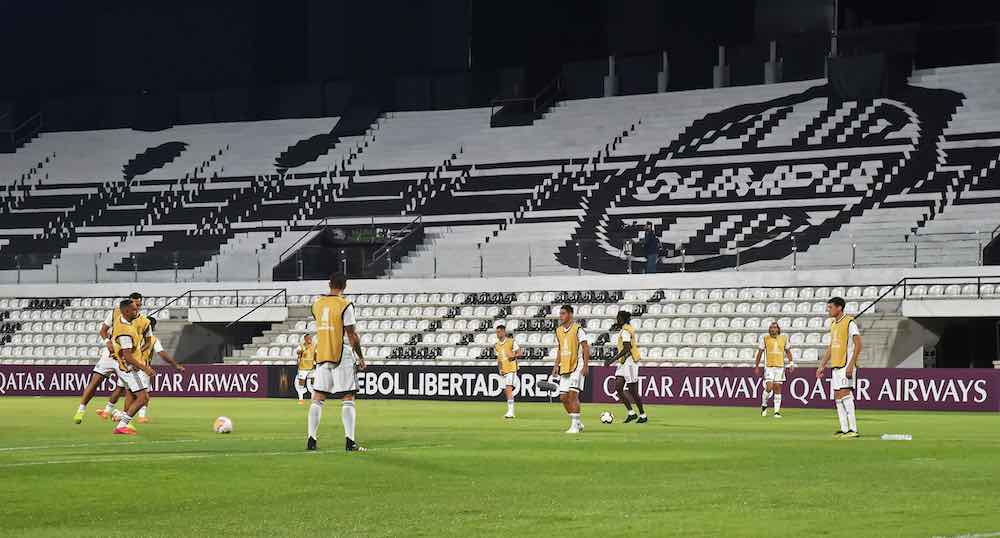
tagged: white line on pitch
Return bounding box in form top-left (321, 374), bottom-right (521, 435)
top-left (0, 444), bottom-right (453, 468)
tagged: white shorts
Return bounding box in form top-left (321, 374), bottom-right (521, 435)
top-left (558, 369), bottom-right (584, 394)
top-left (832, 366), bottom-right (857, 391)
top-left (93, 348), bottom-right (117, 378)
top-left (313, 356), bottom-right (358, 397)
top-left (614, 358), bottom-right (639, 384)
top-left (296, 369), bottom-right (316, 382)
top-left (114, 364), bottom-right (150, 393)
top-left (764, 366), bottom-right (786, 383)
top-left (500, 372), bottom-right (517, 387)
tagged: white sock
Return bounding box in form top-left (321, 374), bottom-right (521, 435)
top-left (639, 413), bottom-right (646, 418)
top-left (306, 379), bottom-right (315, 394)
top-left (116, 414), bottom-right (132, 429)
top-left (342, 400), bottom-right (356, 440)
top-left (138, 406), bottom-right (147, 418)
top-left (295, 384), bottom-right (306, 400)
top-left (627, 409), bottom-right (636, 416)
top-left (570, 413), bottom-right (581, 428)
top-left (835, 399), bottom-right (849, 433)
top-left (104, 402), bottom-right (115, 413)
top-left (842, 394), bottom-right (857, 432)
top-left (308, 400), bottom-right (324, 439)
top-left (762, 391), bottom-right (772, 406)
top-left (506, 400), bottom-right (514, 414)
top-left (774, 395), bottom-right (782, 413)
top-left (77, 404), bottom-right (86, 412)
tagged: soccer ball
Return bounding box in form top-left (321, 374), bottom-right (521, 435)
top-left (213, 416), bottom-right (233, 434)
top-left (600, 411), bottom-right (614, 424)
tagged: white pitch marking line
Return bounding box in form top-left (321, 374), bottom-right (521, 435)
top-left (0, 436), bottom-right (300, 452)
top-left (934, 532), bottom-right (1000, 538)
top-left (0, 444), bottom-right (452, 468)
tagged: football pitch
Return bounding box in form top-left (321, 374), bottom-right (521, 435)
top-left (2, 398), bottom-right (999, 537)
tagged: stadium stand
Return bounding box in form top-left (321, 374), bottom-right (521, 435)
top-left (2, 64), bottom-right (999, 285)
top-left (4, 274), bottom-right (999, 368)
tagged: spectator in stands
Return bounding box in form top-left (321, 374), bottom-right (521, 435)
top-left (642, 222), bottom-right (659, 274)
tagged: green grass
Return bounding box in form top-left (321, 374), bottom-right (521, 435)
top-left (1, 398), bottom-right (999, 537)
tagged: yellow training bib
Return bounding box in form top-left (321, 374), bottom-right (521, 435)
top-left (616, 324), bottom-right (640, 364)
top-left (312, 295), bottom-right (351, 364)
top-left (763, 334), bottom-right (788, 367)
top-left (556, 323), bottom-right (582, 375)
top-left (829, 315), bottom-right (856, 368)
top-left (495, 338), bottom-right (518, 374)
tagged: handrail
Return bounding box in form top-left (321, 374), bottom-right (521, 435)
top-left (490, 77), bottom-right (561, 107)
top-left (369, 214), bottom-right (423, 266)
top-left (9, 112), bottom-right (42, 134)
top-left (490, 77), bottom-right (562, 117)
top-left (855, 277), bottom-right (906, 319)
top-left (856, 275), bottom-right (1000, 318)
top-left (148, 290), bottom-right (192, 318)
top-left (278, 217), bottom-right (329, 262)
top-left (226, 289), bottom-right (287, 328)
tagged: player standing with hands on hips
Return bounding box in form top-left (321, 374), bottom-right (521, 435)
top-left (551, 305), bottom-right (590, 434)
top-left (816, 297), bottom-right (862, 438)
top-left (754, 321), bottom-right (794, 418)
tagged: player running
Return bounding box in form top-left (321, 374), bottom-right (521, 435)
top-left (73, 292), bottom-right (145, 423)
top-left (754, 321), bottom-right (794, 418)
top-left (306, 272), bottom-right (367, 452)
top-left (551, 304), bottom-right (590, 434)
top-left (109, 300), bottom-right (156, 435)
top-left (605, 310), bottom-right (647, 423)
top-left (295, 334), bottom-right (317, 405)
top-left (494, 324), bottom-right (523, 419)
top-left (132, 317), bottom-right (185, 423)
top-left (816, 297), bottom-right (862, 438)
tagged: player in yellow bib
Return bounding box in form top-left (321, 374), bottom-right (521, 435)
top-left (816, 297), bottom-right (862, 438)
top-left (306, 272), bottom-right (367, 452)
top-left (73, 292), bottom-right (145, 424)
top-left (108, 300), bottom-right (156, 435)
top-left (494, 324), bottom-right (523, 419)
top-left (604, 310), bottom-right (647, 423)
top-left (754, 321), bottom-right (794, 418)
top-left (295, 334), bottom-right (317, 404)
top-left (550, 304), bottom-right (590, 434)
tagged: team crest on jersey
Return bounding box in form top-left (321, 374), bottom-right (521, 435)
top-left (562, 83), bottom-right (966, 272)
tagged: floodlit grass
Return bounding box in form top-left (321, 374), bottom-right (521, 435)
top-left (2, 397), bottom-right (998, 537)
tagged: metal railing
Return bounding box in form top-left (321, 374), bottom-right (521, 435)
top-left (279, 217), bottom-right (329, 263)
top-left (226, 289), bottom-right (288, 328)
top-left (1, 112), bottom-right (42, 149)
top-left (369, 214), bottom-right (423, 274)
top-left (489, 77), bottom-right (563, 123)
top-left (856, 275), bottom-right (1000, 318)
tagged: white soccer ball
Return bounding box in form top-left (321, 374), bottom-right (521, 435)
top-left (213, 416), bottom-right (233, 434)
top-left (600, 411), bottom-right (614, 424)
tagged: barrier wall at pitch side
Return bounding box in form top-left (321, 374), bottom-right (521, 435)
top-left (1, 364), bottom-right (997, 411)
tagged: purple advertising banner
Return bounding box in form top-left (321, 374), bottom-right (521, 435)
top-left (591, 367), bottom-right (1000, 412)
top-left (0, 365), bottom-right (268, 398)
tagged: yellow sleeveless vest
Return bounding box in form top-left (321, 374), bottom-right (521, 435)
top-left (313, 295), bottom-right (350, 364)
top-left (556, 323), bottom-right (582, 375)
top-left (298, 343), bottom-right (316, 370)
top-left (829, 315), bottom-right (855, 368)
top-left (763, 334), bottom-right (788, 367)
top-left (495, 338), bottom-right (518, 374)
top-left (112, 320), bottom-right (143, 372)
top-left (616, 323), bottom-right (640, 363)
top-left (139, 335), bottom-right (158, 366)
